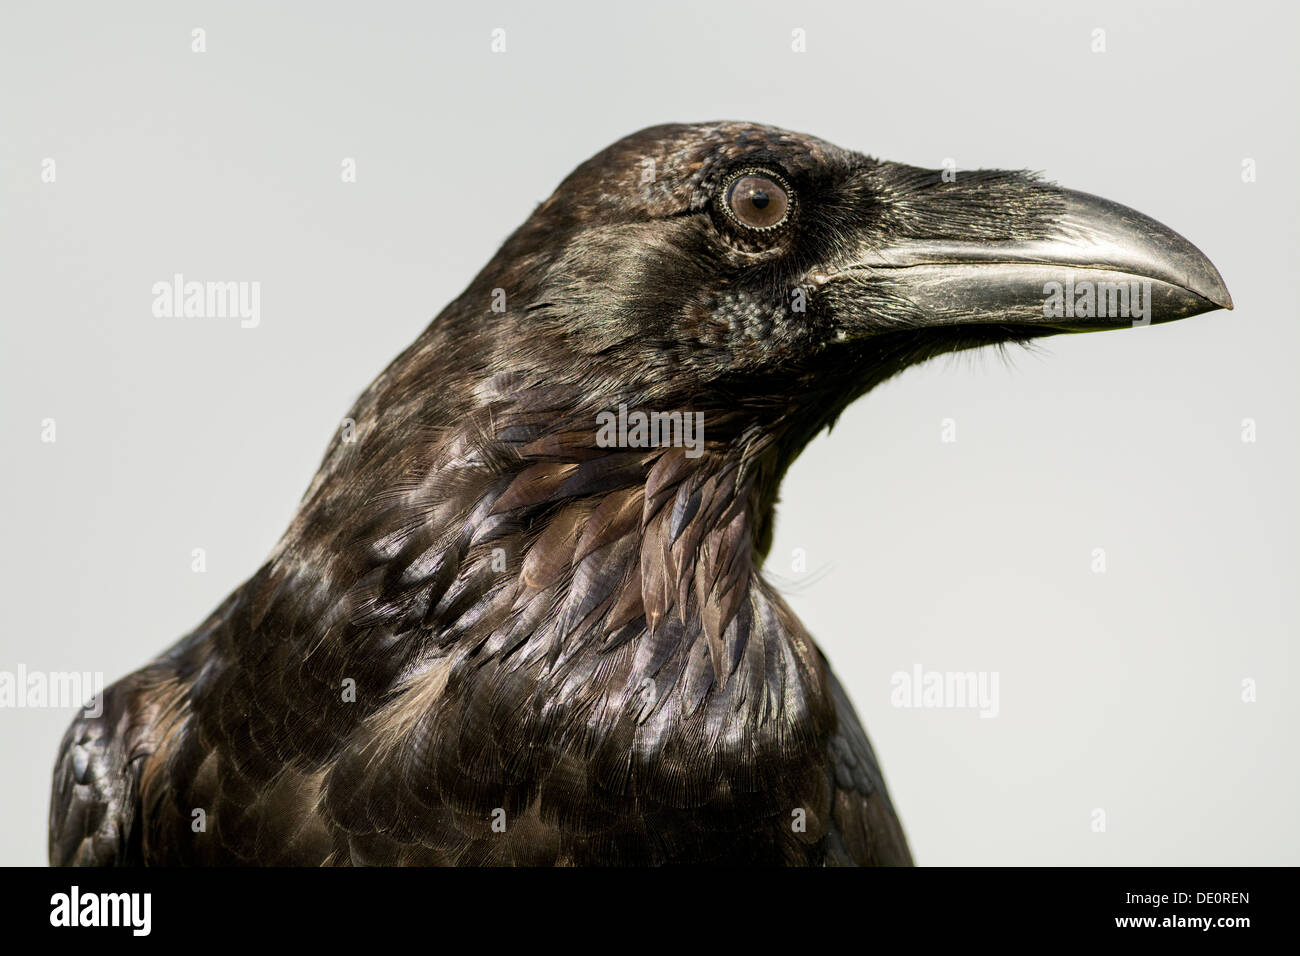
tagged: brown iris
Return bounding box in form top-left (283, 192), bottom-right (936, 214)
top-left (726, 172), bottom-right (790, 230)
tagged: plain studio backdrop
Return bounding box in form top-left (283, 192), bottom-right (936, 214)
top-left (2, 0), bottom-right (1295, 867)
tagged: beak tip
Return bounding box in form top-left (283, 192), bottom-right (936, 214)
top-left (1219, 286), bottom-right (1235, 312)
top-left (1197, 267), bottom-right (1233, 312)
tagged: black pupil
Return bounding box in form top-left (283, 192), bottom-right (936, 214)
top-left (750, 190), bottom-right (770, 209)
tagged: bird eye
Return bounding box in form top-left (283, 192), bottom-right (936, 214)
top-left (725, 171), bottom-right (791, 230)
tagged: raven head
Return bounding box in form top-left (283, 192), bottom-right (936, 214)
top-left (466, 121), bottom-right (1230, 437)
top-left (368, 119), bottom-right (1237, 566)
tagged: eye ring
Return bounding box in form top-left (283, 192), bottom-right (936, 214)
top-left (721, 167), bottom-right (794, 233)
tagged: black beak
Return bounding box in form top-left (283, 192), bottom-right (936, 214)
top-left (821, 186), bottom-right (1232, 334)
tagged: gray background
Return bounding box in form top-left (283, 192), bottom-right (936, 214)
top-left (2, 0), bottom-right (1295, 866)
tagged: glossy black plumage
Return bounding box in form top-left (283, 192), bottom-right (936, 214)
top-left (50, 122), bottom-right (1229, 866)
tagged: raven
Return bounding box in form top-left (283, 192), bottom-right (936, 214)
top-left (50, 122), bottom-right (1231, 866)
